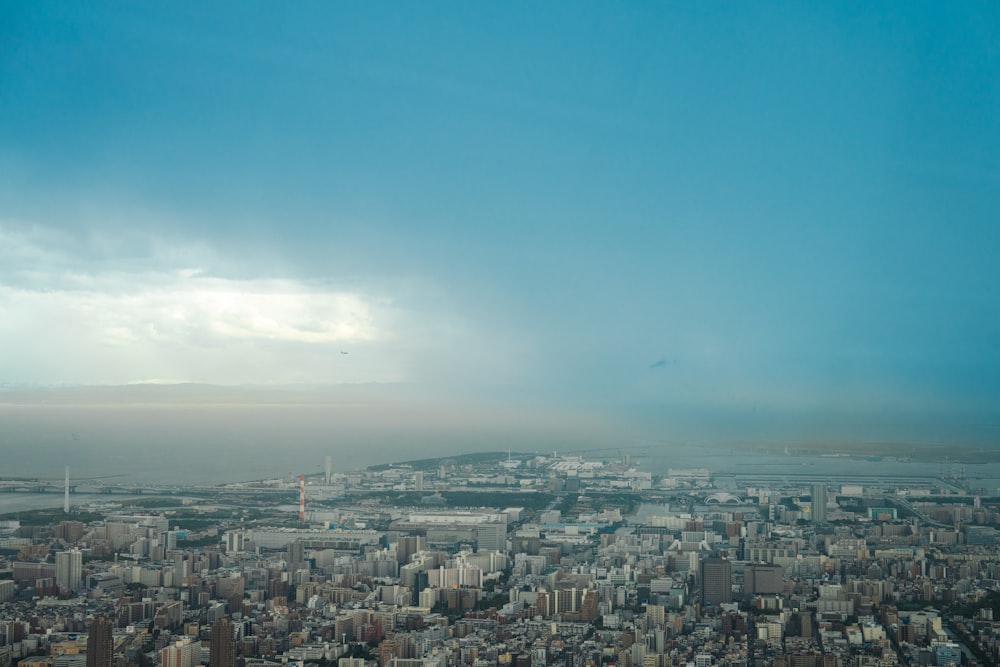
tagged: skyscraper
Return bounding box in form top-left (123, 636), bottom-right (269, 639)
top-left (86, 615), bottom-right (113, 667)
top-left (56, 550), bottom-right (82, 593)
top-left (162, 638), bottom-right (201, 667)
top-left (396, 535), bottom-right (425, 565)
top-left (224, 530), bottom-right (246, 554)
top-left (210, 617), bottom-right (236, 667)
top-left (812, 484), bottom-right (828, 523)
top-left (744, 563), bottom-right (784, 597)
top-left (700, 557), bottom-right (732, 605)
top-left (287, 540), bottom-right (305, 571)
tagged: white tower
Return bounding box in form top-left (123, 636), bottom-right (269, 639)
top-left (298, 474), bottom-right (305, 521)
top-left (63, 466), bottom-right (70, 513)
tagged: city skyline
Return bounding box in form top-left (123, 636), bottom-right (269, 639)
top-left (1, 4), bottom-right (999, 450)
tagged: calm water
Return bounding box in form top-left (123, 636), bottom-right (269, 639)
top-left (0, 493), bottom-right (148, 515)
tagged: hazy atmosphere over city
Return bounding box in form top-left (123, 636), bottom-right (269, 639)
top-left (2, 3), bottom-right (999, 478)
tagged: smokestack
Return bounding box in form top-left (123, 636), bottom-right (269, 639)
top-left (325, 455), bottom-right (332, 485)
top-left (298, 474), bottom-right (305, 521)
top-left (64, 466), bottom-right (70, 513)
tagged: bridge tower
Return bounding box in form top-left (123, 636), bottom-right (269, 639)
top-left (298, 474), bottom-right (305, 520)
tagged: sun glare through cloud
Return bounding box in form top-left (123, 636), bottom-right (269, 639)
top-left (0, 223), bottom-right (407, 385)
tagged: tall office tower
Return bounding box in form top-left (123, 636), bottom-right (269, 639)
top-left (160, 531), bottom-right (178, 551)
top-left (162, 638), bottom-right (201, 667)
top-left (0, 580), bottom-right (16, 603)
top-left (217, 575), bottom-right (245, 616)
top-left (56, 550), bottom-right (82, 593)
top-left (210, 618), bottom-right (236, 667)
top-left (86, 615), bottom-right (113, 667)
top-left (700, 557), bottom-right (732, 605)
top-left (325, 456), bottom-right (332, 485)
top-left (475, 521), bottom-right (507, 553)
top-left (396, 536), bottom-right (425, 564)
top-left (799, 611), bottom-right (813, 638)
top-left (414, 471), bottom-right (424, 492)
top-left (224, 530), bottom-right (246, 554)
top-left (744, 563), bottom-right (784, 597)
top-left (287, 540), bottom-right (305, 572)
top-left (812, 484), bottom-right (828, 523)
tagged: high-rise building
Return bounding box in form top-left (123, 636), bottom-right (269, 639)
top-left (56, 550), bottom-right (82, 593)
top-left (210, 618), bottom-right (236, 667)
top-left (287, 540), bottom-right (305, 571)
top-left (744, 563), bottom-right (784, 597)
top-left (162, 638), bottom-right (201, 667)
top-left (799, 611), bottom-right (813, 638)
top-left (396, 535), bottom-right (425, 565)
top-left (224, 530), bottom-right (246, 554)
top-left (160, 531), bottom-right (178, 551)
top-left (86, 615), bottom-right (113, 667)
top-left (812, 484), bottom-right (827, 523)
top-left (700, 557), bottom-right (732, 605)
top-left (216, 576), bottom-right (244, 615)
top-left (475, 521), bottom-right (507, 553)
top-left (0, 580), bottom-right (15, 603)
top-left (54, 521), bottom-right (85, 543)
top-left (935, 642), bottom-right (963, 667)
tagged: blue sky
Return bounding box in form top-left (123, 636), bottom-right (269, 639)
top-left (1, 3), bottom-right (999, 444)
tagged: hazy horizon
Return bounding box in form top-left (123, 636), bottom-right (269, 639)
top-left (2, 383), bottom-right (997, 482)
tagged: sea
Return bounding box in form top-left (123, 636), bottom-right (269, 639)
top-left (0, 493), bottom-right (148, 515)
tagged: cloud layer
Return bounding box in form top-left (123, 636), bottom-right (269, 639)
top-left (0, 223), bottom-right (401, 384)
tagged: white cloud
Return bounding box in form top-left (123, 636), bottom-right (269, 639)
top-left (0, 275), bottom-right (393, 383)
top-left (0, 260), bottom-right (384, 343)
top-left (0, 219), bottom-right (531, 388)
top-left (63, 277), bottom-right (381, 345)
top-left (0, 222), bottom-right (399, 384)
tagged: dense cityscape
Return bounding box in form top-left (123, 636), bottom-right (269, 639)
top-left (4, 6), bottom-right (999, 667)
top-left (1, 450), bottom-right (999, 667)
